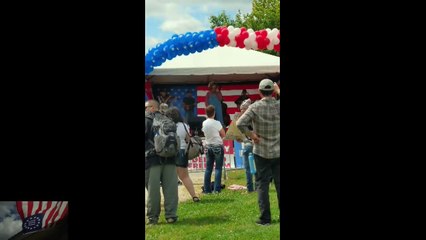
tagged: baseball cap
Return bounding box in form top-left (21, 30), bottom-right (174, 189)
top-left (259, 79), bottom-right (274, 91)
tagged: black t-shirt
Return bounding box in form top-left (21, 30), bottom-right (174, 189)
top-left (183, 96), bottom-right (195, 111)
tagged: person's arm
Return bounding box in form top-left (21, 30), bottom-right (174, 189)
top-left (205, 92), bottom-right (210, 106)
top-left (274, 82), bottom-right (280, 96)
top-left (219, 128), bottom-right (226, 139)
top-left (236, 106), bottom-right (260, 143)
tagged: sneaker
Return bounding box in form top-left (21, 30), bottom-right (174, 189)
top-left (146, 219), bottom-right (158, 225)
top-left (256, 219), bottom-right (271, 226)
top-left (166, 217), bottom-right (178, 224)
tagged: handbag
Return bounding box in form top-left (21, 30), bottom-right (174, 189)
top-left (183, 123), bottom-right (204, 161)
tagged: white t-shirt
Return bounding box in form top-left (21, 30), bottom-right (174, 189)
top-left (176, 122), bottom-right (190, 150)
top-left (202, 118), bottom-right (223, 145)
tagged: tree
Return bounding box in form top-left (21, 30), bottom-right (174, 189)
top-left (209, 0), bottom-right (280, 56)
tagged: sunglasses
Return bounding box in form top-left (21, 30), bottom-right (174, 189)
top-left (145, 105), bottom-right (152, 109)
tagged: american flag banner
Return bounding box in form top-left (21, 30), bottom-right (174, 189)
top-left (16, 201), bottom-right (68, 234)
top-left (196, 83), bottom-right (261, 120)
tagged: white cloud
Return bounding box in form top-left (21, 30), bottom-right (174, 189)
top-left (0, 202), bottom-right (15, 219)
top-left (160, 17), bottom-right (205, 34)
top-left (0, 215), bottom-right (22, 240)
top-left (145, 0), bottom-right (252, 22)
top-left (145, 37), bottom-right (166, 53)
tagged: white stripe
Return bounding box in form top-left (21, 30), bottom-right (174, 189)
top-left (42, 201), bottom-right (58, 228)
top-left (48, 202), bottom-right (63, 226)
top-left (197, 89), bottom-right (259, 97)
top-left (22, 201), bottom-right (28, 218)
top-left (53, 201), bottom-right (68, 222)
top-left (31, 202), bottom-right (39, 216)
top-left (39, 202), bottom-right (48, 213)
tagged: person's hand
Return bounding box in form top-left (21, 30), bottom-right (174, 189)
top-left (251, 133), bottom-right (260, 144)
top-left (273, 82), bottom-right (280, 95)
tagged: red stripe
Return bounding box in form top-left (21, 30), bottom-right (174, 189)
top-left (16, 201), bottom-right (24, 220)
top-left (197, 109), bottom-right (205, 114)
top-left (34, 201), bottom-right (43, 214)
top-left (44, 202), bottom-right (59, 228)
top-left (27, 202), bottom-right (33, 217)
top-left (42, 202), bottom-right (52, 214)
top-left (196, 84), bottom-right (260, 91)
top-left (50, 202), bottom-right (63, 226)
top-left (59, 204), bottom-right (69, 220)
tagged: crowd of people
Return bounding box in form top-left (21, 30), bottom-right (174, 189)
top-left (145, 79), bottom-right (280, 226)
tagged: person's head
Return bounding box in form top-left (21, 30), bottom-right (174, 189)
top-left (165, 107), bottom-right (183, 123)
top-left (208, 81), bottom-right (217, 92)
top-left (145, 100), bottom-right (159, 113)
top-left (185, 91), bottom-right (192, 97)
top-left (258, 78), bottom-right (274, 97)
top-left (159, 103), bottom-right (169, 113)
top-left (240, 99), bottom-right (252, 113)
top-left (160, 89), bottom-right (167, 97)
top-left (206, 105), bottom-right (215, 118)
top-left (241, 89), bottom-right (247, 96)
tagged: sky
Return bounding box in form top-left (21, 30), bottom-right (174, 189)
top-left (145, 0), bottom-right (253, 53)
top-left (0, 202), bottom-right (22, 240)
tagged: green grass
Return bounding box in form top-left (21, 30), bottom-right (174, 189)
top-left (145, 169), bottom-right (280, 240)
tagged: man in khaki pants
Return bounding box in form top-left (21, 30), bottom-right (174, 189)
top-left (145, 100), bottom-right (179, 225)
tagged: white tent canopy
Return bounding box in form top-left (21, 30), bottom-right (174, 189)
top-left (146, 46), bottom-right (280, 85)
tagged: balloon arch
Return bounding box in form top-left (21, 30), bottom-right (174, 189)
top-left (145, 26), bottom-right (280, 75)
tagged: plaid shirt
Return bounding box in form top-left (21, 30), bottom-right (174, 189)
top-left (236, 97), bottom-right (280, 159)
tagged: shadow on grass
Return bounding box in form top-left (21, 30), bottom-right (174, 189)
top-left (172, 215), bottom-right (231, 226)
top-left (198, 196), bottom-right (236, 202)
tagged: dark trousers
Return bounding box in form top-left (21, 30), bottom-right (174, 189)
top-left (254, 154), bottom-right (280, 222)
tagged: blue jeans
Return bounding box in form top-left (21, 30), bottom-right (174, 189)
top-left (243, 143), bottom-right (255, 192)
top-left (203, 145), bottom-right (224, 193)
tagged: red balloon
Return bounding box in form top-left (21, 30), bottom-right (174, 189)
top-left (216, 34), bottom-right (223, 43)
top-left (256, 35), bottom-right (266, 50)
top-left (277, 32), bottom-right (280, 39)
top-left (224, 37), bottom-right (230, 45)
top-left (264, 37), bottom-right (270, 46)
top-left (219, 42), bottom-right (226, 47)
top-left (241, 31), bottom-right (249, 39)
top-left (221, 28), bottom-right (229, 36)
top-left (214, 27), bottom-right (222, 34)
top-left (260, 30), bottom-right (268, 37)
top-left (274, 44), bottom-right (280, 52)
top-left (255, 31), bottom-right (261, 36)
top-left (240, 27), bottom-right (246, 32)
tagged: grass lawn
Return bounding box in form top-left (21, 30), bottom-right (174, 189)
top-left (145, 169), bottom-right (280, 240)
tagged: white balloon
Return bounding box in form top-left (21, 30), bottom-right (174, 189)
top-left (272, 38), bottom-right (280, 45)
top-left (227, 26), bottom-right (234, 32)
top-left (247, 29), bottom-right (254, 33)
top-left (267, 42), bottom-right (274, 50)
top-left (234, 28), bottom-right (240, 33)
top-left (271, 28), bottom-right (279, 35)
top-left (248, 32), bottom-right (256, 40)
top-left (243, 38), bottom-right (250, 47)
top-left (228, 39), bottom-right (237, 47)
top-left (266, 28), bottom-right (271, 32)
top-left (245, 44), bottom-right (251, 50)
top-left (252, 41), bottom-right (258, 50)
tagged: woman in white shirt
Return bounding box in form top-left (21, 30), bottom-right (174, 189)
top-left (201, 105), bottom-right (226, 194)
top-left (166, 107), bottom-right (200, 202)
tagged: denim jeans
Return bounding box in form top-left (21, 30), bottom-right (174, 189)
top-left (203, 145), bottom-right (224, 193)
top-left (254, 154), bottom-right (280, 222)
top-left (243, 143), bottom-right (255, 192)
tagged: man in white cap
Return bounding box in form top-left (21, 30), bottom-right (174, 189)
top-left (236, 78), bottom-right (280, 226)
